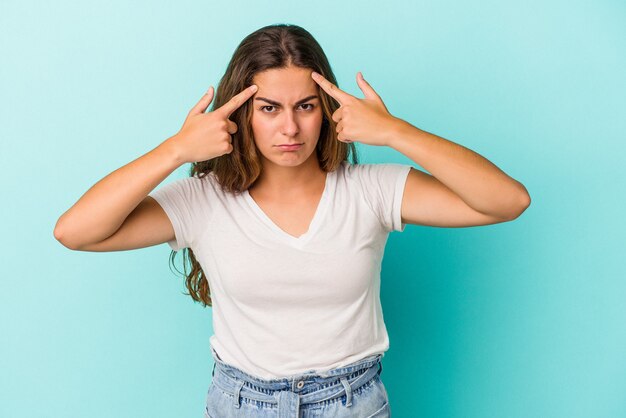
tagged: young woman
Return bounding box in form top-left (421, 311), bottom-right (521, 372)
top-left (54, 24), bottom-right (530, 417)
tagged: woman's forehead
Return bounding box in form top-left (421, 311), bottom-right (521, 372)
top-left (253, 67), bottom-right (315, 89)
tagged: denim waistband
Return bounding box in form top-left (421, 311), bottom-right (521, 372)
top-left (209, 346), bottom-right (383, 408)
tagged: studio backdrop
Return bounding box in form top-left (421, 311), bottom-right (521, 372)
top-left (1, 1), bottom-right (624, 417)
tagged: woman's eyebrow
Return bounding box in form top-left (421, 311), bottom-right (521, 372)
top-left (254, 95), bottom-right (319, 106)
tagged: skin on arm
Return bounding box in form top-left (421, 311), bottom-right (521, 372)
top-left (400, 167), bottom-right (521, 228)
top-left (310, 70), bottom-right (530, 227)
top-left (54, 84), bottom-right (259, 251)
top-left (68, 195), bottom-right (176, 252)
top-left (54, 141), bottom-right (182, 251)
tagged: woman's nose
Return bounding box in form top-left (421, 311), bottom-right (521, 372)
top-left (280, 110), bottom-right (299, 136)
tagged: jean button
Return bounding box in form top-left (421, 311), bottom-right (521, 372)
top-left (296, 380), bottom-right (304, 389)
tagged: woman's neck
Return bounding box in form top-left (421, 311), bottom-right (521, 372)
top-left (249, 158), bottom-right (326, 199)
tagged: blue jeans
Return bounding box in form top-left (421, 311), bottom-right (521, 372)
top-left (205, 347), bottom-right (390, 417)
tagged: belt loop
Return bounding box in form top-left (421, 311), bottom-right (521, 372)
top-left (232, 379), bottom-right (244, 408)
top-left (339, 376), bottom-right (352, 407)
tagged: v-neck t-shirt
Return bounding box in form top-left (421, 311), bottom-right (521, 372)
top-left (149, 160), bottom-right (412, 380)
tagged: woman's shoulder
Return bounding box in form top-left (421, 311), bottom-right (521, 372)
top-left (339, 160), bottom-right (409, 175)
top-left (338, 160), bottom-right (373, 179)
top-left (153, 172), bottom-right (219, 199)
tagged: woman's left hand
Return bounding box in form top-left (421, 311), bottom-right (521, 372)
top-left (311, 71), bottom-right (400, 147)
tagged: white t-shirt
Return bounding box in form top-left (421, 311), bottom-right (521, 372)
top-left (149, 160), bottom-right (412, 380)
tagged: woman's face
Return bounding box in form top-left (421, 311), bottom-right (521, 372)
top-left (250, 66), bottom-right (323, 168)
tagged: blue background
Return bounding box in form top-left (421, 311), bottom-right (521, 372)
top-left (1, 0), bottom-right (624, 417)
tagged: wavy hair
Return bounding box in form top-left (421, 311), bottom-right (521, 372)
top-left (170, 23), bottom-right (359, 307)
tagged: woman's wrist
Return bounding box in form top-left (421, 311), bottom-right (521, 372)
top-left (159, 135), bottom-right (187, 167)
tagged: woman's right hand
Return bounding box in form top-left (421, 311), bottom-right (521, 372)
top-left (169, 84), bottom-right (258, 164)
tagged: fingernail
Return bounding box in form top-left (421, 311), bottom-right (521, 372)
top-left (206, 86), bottom-right (213, 95)
top-left (250, 84), bottom-right (258, 91)
top-left (311, 71), bottom-right (319, 78)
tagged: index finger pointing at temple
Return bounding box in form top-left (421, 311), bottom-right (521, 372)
top-left (218, 84), bottom-right (258, 118)
top-left (311, 72), bottom-right (352, 106)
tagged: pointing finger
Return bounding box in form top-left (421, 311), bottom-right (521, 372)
top-left (218, 84), bottom-right (258, 118)
top-left (311, 71), bottom-right (352, 106)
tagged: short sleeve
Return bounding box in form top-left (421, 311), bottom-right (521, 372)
top-left (356, 163), bottom-right (412, 233)
top-left (148, 176), bottom-right (206, 251)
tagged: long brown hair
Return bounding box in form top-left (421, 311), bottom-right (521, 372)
top-left (171, 23), bottom-right (359, 307)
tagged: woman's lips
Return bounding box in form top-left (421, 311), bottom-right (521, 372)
top-left (276, 144), bottom-right (302, 151)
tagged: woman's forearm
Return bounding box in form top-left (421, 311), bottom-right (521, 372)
top-left (54, 136), bottom-right (183, 249)
top-left (386, 119), bottom-right (531, 219)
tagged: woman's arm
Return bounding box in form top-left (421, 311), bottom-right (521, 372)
top-left (386, 119), bottom-right (531, 220)
top-left (310, 70), bottom-right (530, 221)
top-left (54, 84), bottom-right (258, 250)
top-left (53, 137), bottom-right (182, 250)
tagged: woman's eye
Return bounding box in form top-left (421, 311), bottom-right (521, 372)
top-left (260, 104), bottom-right (315, 113)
